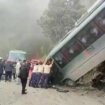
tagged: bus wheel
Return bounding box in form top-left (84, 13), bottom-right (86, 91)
top-left (62, 78), bottom-right (76, 87)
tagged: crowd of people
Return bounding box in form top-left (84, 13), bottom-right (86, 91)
top-left (0, 58), bottom-right (16, 81)
top-left (0, 57), bottom-right (54, 94)
top-left (29, 59), bottom-right (53, 88)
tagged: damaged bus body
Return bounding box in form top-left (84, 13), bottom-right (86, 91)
top-left (47, 0), bottom-right (105, 83)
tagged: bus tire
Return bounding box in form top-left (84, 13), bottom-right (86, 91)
top-left (62, 78), bottom-right (76, 87)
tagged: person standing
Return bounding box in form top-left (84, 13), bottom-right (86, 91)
top-left (40, 59), bottom-right (54, 88)
top-left (0, 58), bottom-right (4, 81)
top-left (16, 60), bottom-right (21, 77)
top-left (31, 62), bottom-right (39, 87)
top-left (28, 61), bottom-right (35, 86)
top-left (12, 62), bottom-right (16, 80)
top-left (15, 60), bottom-right (21, 84)
top-left (18, 60), bottom-right (29, 94)
top-left (37, 61), bottom-right (44, 87)
top-left (5, 61), bottom-right (13, 82)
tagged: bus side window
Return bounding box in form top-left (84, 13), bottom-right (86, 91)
top-left (54, 39), bottom-right (84, 68)
top-left (77, 21), bottom-right (104, 48)
top-left (89, 22), bottom-right (104, 39)
top-left (54, 52), bottom-right (67, 68)
top-left (61, 40), bottom-right (84, 66)
top-left (61, 48), bottom-right (71, 62)
top-left (95, 9), bottom-right (105, 31)
top-left (68, 41), bottom-right (84, 58)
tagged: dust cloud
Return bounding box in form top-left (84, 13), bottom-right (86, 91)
top-left (0, 0), bottom-right (49, 58)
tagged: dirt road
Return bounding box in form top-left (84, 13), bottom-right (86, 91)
top-left (0, 81), bottom-right (105, 105)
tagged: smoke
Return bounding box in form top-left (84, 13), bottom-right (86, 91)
top-left (0, 0), bottom-right (49, 58)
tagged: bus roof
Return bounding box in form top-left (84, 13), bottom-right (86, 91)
top-left (9, 50), bottom-right (26, 54)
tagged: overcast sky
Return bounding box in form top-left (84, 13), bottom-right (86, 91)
top-left (0, 0), bottom-right (49, 58)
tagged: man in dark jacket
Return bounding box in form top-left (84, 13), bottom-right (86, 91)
top-left (0, 58), bottom-right (4, 81)
top-left (19, 60), bottom-right (29, 94)
top-left (4, 61), bottom-right (13, 82)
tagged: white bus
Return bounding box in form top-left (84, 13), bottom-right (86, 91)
top-left (8, 50), bottom-right (26, 62)
top-left (47, 0), bottom-right (105, 83)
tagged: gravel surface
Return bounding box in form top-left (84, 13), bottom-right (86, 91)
top-left (0, 80), bottom-right (105, 105)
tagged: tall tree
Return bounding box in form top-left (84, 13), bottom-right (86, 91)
top-left (38, 0), bottom-right (85, 42)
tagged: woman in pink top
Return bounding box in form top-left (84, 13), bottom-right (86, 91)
top-left (29, 61), bottom-right (37, 87)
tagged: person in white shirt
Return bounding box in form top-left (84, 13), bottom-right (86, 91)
top-left (16, 60), bottom-right (21, 77)
top-left (28, 61), bottom-right (35, 86)
top-left (40, 59), bottom-right (54, 88)
top-left (37, 61), bottom-right (44, 87)
top-left (31, 62), bottom-right (39, 87)
top-left (16, 60), bottom-right (21, 84)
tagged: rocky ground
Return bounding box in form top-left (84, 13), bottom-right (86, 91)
top-left (0, 80), bottom-right (105, 105)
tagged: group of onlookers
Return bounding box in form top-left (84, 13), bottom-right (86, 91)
top-left (0, 57), bottom-right (16, 81)
top-left (0, 57), bottom-right (54, 94)
top-left (0, 58), bottom-right (30, 94)
top-left (0, 58), bottom-right (29, 82)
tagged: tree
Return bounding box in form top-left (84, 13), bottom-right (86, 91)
top-left (38, 0), bottom-right (86, 42)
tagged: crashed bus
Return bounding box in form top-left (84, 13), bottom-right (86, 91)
top-left (46, 0), bottom-right (105, 84)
